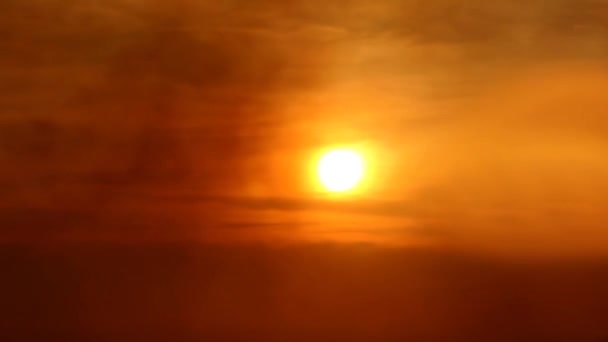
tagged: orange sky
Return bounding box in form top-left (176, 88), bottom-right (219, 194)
top-left (1, 0), bottom-right (608, 259)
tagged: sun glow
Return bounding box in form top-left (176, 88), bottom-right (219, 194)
top-left (317, 149), bottom-right (366, 193)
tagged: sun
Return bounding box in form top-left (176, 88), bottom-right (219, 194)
top-left (317, 149), bottom-right (366, 193)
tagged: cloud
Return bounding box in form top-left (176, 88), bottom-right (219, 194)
top-left (2, 0), bottom-right (608, 258)
top-left (0, 0), bottom-right (334, 205)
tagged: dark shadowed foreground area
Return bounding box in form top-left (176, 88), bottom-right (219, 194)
top-left (2, 243), bottom-right (608, 341)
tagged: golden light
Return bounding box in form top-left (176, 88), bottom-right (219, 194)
top-left (317, 149), bottom-right (366, 193)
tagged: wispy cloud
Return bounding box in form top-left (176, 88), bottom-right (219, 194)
top-left (1, 0), bottom-right (608, 258)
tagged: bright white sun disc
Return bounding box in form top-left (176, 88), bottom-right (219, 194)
top-left (317, 149), bottom-right (365, 192)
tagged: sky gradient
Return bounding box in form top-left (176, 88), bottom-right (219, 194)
top-left (2, 0), bottom-right (608, 340)
top-left (2, 0), bottom-right (607, 257)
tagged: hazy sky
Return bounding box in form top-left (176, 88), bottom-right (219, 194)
top-left (1, 0), bottom-right (608, 257)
